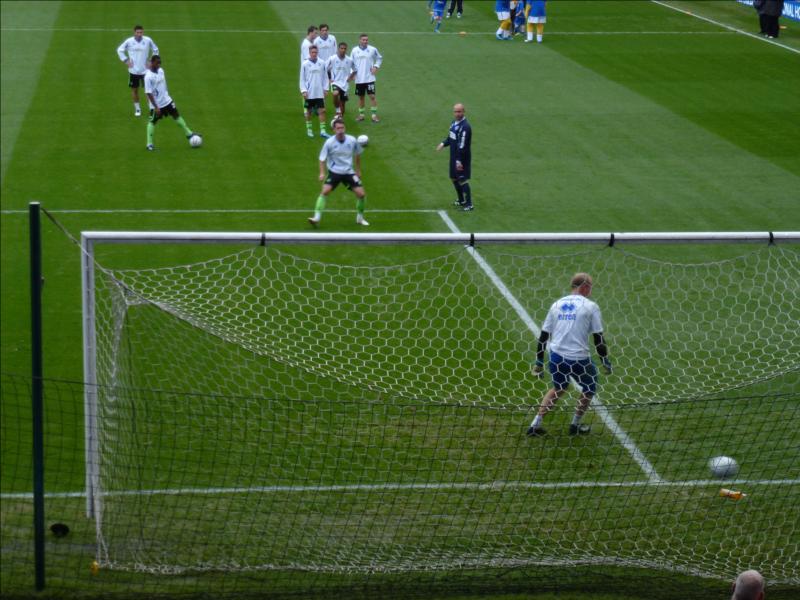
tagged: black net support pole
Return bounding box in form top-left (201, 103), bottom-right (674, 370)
top-left (29, 201), bottom-right (46, 591)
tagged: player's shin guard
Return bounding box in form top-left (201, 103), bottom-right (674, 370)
top-left (315, 195), bottom-right (326, 214)
top-left (356, 197), bottom-right (366, 216)
top-left (147, 122), bottom-right (155, 146)
top-left (174, 116), bottom-right (192, 136)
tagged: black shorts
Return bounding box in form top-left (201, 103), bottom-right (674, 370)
top-left (149, 102), bottom-right (180, 124)
top-left (324, 171), bottom-right (363, 190)
top-left (129, 73), bottom-right (145, 88)
top-left (331, 85), bottom-right (349, 102)
top-left (355, 82), bottom-right (376, 97)
top-left (304, 97), bottom-right (325, 110)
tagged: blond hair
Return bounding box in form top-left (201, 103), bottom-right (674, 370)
top-left (570, 273), bottom-right (593, 289)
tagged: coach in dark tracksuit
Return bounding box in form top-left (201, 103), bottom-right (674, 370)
top-left (755, 0), bottom-right (784, 38)
top-left (436, 103), bottom-right (473, 211)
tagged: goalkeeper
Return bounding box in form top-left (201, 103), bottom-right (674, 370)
top-left (527, 273), bottom-right (611, 437)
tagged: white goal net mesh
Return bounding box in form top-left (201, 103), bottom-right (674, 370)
top-left (89, 242), bottom-right (800, 583)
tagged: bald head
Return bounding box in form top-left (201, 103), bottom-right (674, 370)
top-left (453, 103), bottom-right (465, 120)
top-left (731, 570), bottom-right (765, 600)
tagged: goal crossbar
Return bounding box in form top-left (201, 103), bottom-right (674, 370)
top-left (81, 230), bottom-right (800, 245)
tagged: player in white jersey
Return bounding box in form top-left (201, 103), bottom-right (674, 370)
top-left (116, 25), bottom-right (159, 117)
top-left (315, 24), bottom-right (337, 62)
top-left (300, 45), bottom-right (330, 139)
top-left (527, 273), bottom-right (612, 437)
top-left (308, 119), bottom-right (369, 227)
top-left (144, 56), bottom-right (198, 151)
top-left (350, 34), bottom-right (383, 123)
top-left (326, 42), bottom-right (355, 117)
top-left (300, 25), bottom-right (318, 64)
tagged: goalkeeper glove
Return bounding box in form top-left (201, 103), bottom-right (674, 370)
top-left (601, 357), bottom-right (612, 375)
top-left (532, 361), bottom-right (544, 379)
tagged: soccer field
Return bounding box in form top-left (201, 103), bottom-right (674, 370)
top-left (1, 1), bottom-right (799, 598)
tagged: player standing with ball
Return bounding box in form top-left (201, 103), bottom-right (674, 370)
top-left (144, 56), bottom-right (199, 151)
top-left (308, 119), bottom-right (370, 227)
top-left (527, 273), bottom-right (612, 437)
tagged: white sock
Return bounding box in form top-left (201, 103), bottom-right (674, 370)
top-left (496, 27), bottom-right (503, 36)
top-left (527, 32), bottom-right (533, 41)
top-left (134, 102), bottom-right (141, 110)
top-left (537, 34), bottom-right (543, 42)
top-left (313, 211), bottom-right (321, 220)
top-left (531, 415), bottom-right (543, 429)
top-left (571, 414), bottom-right (581, 426)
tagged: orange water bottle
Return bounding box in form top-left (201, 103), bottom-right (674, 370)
top-left (719, 488), bottom-right (746, 500)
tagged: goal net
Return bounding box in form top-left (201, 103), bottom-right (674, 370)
top-left (83, 232), bottom-right (799, 587)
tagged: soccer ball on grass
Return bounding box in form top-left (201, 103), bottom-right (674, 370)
top-left (357, 134), bottom-right (369, 147)
top-left (189, 134), bottom-right (203, 148)
top-left (708, 456), bottom-right (739, 479)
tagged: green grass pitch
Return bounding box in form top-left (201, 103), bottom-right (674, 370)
top-left (1, 1), bottom-right (799, 598)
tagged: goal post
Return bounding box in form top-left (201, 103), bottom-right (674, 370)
top-left (79, 230), bottom-right (800, 586)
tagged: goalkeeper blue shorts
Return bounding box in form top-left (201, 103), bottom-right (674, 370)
top-left (549, 352), bottom-right (597, 395)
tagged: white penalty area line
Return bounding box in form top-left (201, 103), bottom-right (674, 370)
top-left (437, 210), bottom-right (664, 484)
top-left (2, 478), bottom-right (797, 500)
top-left (0, 26), bottom-right (737, 36)
top-left (652, 0), bottom-right (800, 55)
top-left (0, 208), bottom-right (439, 215)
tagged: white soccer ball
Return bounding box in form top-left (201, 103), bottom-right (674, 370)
top-left (708, 456), bottom-right (739, 479)
top-left (357, 134), bottom-right (369, 146)
top-left (189, 134), bottom-right (203, 148)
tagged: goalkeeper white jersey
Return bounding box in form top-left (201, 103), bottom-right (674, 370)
top-left (143, 68), bottom-right (173, 109)
top-left (116, 36), bottom-right (159, 75)
top-left (326, 54), bottom-right (354, 91)
top-left (319, 135), bottom-right (363, 175)
top-left (541, 294), bottom-right (604, 360)
top-left (350, 44), bottom-right (382, 84)
top-left (299, 58), bottom-right (329, 99)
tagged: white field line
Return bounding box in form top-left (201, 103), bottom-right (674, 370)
top-left (0, 208), bottom-right (439, 215)
top-left (437, 210), bottom-right (664, 483)
top-left (652, 0), bottom-right (800, 55)
top-left (0, 26), bottom-right (737, 36)
top-left (2, 478), bottom-right (797, 500)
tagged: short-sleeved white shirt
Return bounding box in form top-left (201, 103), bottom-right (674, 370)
top-left (541, 294), bottom-right (604, 360)
top-left (315, 34), bottom-right (337, 62)
top-left (319, 134), bottom-right (362, 175)
top-left (326, 54), bottom-right (354, 91)
top-left (144, 67), bottom-right (173, 109)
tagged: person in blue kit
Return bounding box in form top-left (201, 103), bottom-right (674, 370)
top-left (495, 0), bottom-right (512, 40)
top-left (525, 0), bottom-right (547, 43)
top-left (436, 103), bottom-right (473, 211)
top-left (431, 0), bottom-right (447, 32)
